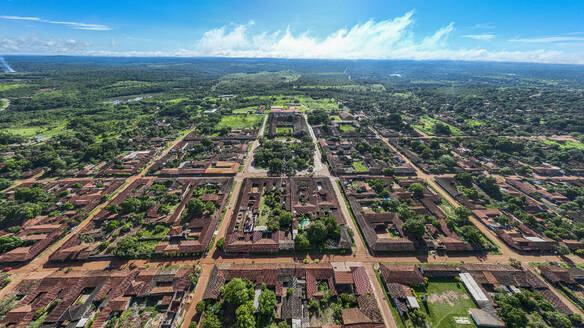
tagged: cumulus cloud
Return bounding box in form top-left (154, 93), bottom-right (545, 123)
top-left (194, 11), bottom-right (451, 59)
top-left (0, 15), bottom-right (111, 30)
top-left (2, 11), bottom-right (583, 64)
top-left (462, 34), bottom-right (495, 40)
top-left (187, 12), bottom-right (583, 64)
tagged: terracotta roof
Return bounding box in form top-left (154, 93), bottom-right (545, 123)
top-left (109, 296), bottom-right (131, 312)
top-left (358, 294), bottom-right (384, 323)
top-left (380, 264), bottom-right (425, 285)
top-left (334, 271), bottom-right (354, 285)
top-left (281, 296), bottom-right (303, 319)
top-left (539, 266), bottom-right (577, 284)
top-left (342, 308), bottom-right (372, 325)
top-left (352, 266), bottom-right (374, 295)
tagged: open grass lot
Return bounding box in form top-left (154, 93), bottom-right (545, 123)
top-left (217, 114), bottom-right (264, 129)
top-left (224, 95), bottom-right (343, 112)
top-left (297, 84), bottom-right (386, 92)
top-left (2, 122), bottom-right (68, 138)
top-left (232, 106), bottom-right (259, 114)
top-left (276, 127), bottom-right (294, 134)
top-left (464, 119), bottom-right (483, 127)
top-left (256, 194), bottom-right (270, 227)
top-left (0, 83), bottom-right (26, 91)
top-left (166, 97), bottom-right (188, 104)
top-left (416, 115), bottom-right (463, 136)
top-left (339, 124), bottom-right (356, 132)
top-left (411, 280), bottom-right (478, 328)
top-left (543, 139), bottom-right (584, 150)
top-left (352, 161), bottom-right (368, 172)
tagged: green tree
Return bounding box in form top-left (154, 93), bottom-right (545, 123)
top-left (120, 197), bottom-right (142, 214)
top-left (408, 183), bottom-right (424, 199)
top-left (0, 235), bottom-right (24, 253)
top-left (187, 198), bottom-right (215, 217)
top-left (459, 226), bottom-right (483, 244)
top-left (307, 221), bottom-right (327, 244)
top-left (49, 158), bottom-right (67, 171)
top-left (201, 313), bottom-right (222, 328)
top-left (454, 173), bottom-right (473, 187)
top-left (295, 234), bottom-right (310, 250)
top-left (0, 178), bottom-right (12, 190)
top-left (409, 309), bottom-right (428, 327)
top-left (113, 236), bottom-right (142, 257)
top-left (434, 123), bottom-right (451, 135)
top-left (105, 203), bottom-right (121, 214)
top-left (268, 158), bottom-right (284, 173)
top-left (259, 288), bottom-right (276, 316)
top-left (216, 237), bottom-right (225, 250)
top-left (223, 278), bottom-right (253, 306)
top-left (195, 301), bottom-right (206, 313)
top-left (201, 137), bottom-right (214, 148)
top-left (454, 206), bottom-right (472, 225)
top-left (235, 302), bottom-right (256, 328)
top-left (278, 211), bottom-right (293, 227)
top-left (497, 304), bottom-right (528, 328)
top-left (402, 218), bottom-right (426, 237)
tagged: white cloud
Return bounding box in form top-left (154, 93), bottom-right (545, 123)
top-left (509, 36), bottom-right (584, 43)
top-left (0, 15), bottom-right (41, 21)
top-left (472, 23), bottom-right (495, 29)
top-left (0, 36), bottom-right (91, 53)
top-left (194, 11), bottom-right (444, 59)
top-left (185, 12), bottom-right (583, 64)
top-left (462, 34), bottom-right (495, 40)
top-left (0, 15), bottom-right (111, 30)
top-left (2, 11), bottom-right (583, 64)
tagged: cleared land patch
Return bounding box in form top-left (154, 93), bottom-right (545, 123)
top-left (0, 83), bottom-right (25, 91)
top-left (416, 115), bottom-right (463, 136)
top-left (412, 280), bottom-right (478, 328)
top-left (339, 124), bottom-right (356, 132)
top-left (217, 114), bottom-right (264, 129)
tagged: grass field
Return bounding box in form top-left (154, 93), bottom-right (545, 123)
top-left (213, 70), bottom-right (301, 91)
top-left (411, 280), bottom-right (478, 328)
top-left (0, 84), bottom-right (25, 91)
top-left (228, 95), bottom-right (343, 112)
top-left (465, 119), bottom-right (483, 127)
top-left (217, 115), bottom-right (264, 129)
top-left (257, 194), bottom-right (271, 227)
top-left (339, 124), bottom-right (356, 132)
top-left (543, 139), bottom-right (584, 150)
top-left (232, 106), bottom-right (259, 114)
top-left (416, 116), bottom-right (463, 136)
top-left (276, 127), bottom-right (294, 134)
top-left (166, 97), bottom-right (188, 104)
top-left (3, 122), bottom-right (68, 138)
top-left (298, 84), bottom-right (385, 92)
top-left (352, 161), bottom-right (368, 172)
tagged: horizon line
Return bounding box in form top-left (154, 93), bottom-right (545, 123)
top-left (1, 54), bottom-right (584, 67)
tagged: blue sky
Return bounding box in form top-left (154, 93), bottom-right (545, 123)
top-left (1, 0), bottom-right (583, 63)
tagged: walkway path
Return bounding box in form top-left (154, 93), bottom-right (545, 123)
top-left (181, 263), bottom-right (213, 328)
top-left (366, 263), bottom-right (398, 328)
